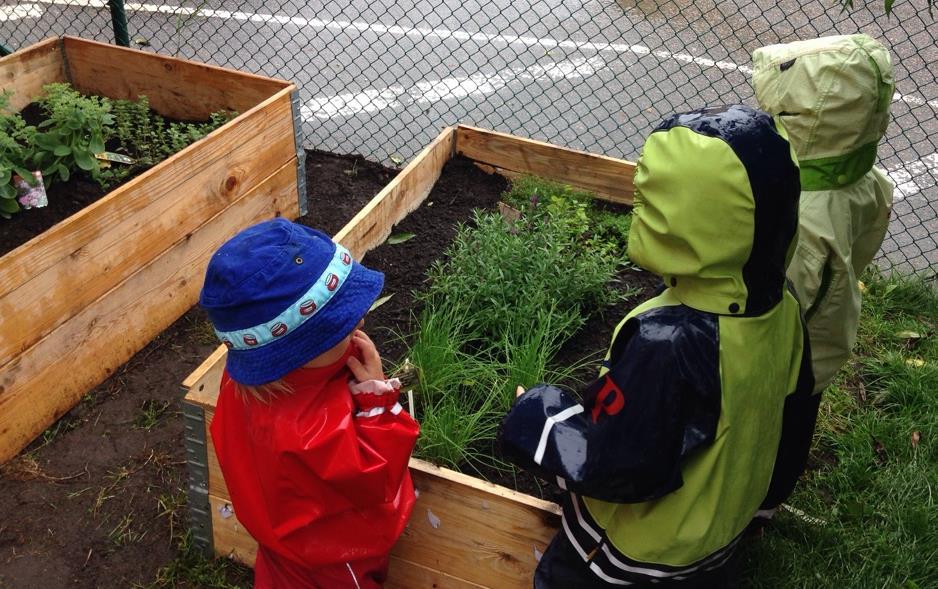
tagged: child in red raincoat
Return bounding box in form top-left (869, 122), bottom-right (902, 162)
top-left (200, 218), bottom-right (419, 589)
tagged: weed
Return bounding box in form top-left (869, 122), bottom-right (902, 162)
top-left (134, 399), bottom-right (174, 431)
top-left (108, 512), bottom-right (148, 546)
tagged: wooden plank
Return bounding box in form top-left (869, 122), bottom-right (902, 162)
top-left (181, 346), bottom-right (227, 400)
top-left (393, 459), bottom-right (559, 588)
top-left (209, 494), bottom-right (258, 565)
top-left (63, 37), bottom-right (291, 121)
top-left (210, 493), bottom-right (485, 589)
top-left (202, 408), bottom-right (230, 500)
top-left (334, 127), bottom-right (455, 260)
top-left (0, 89), bottom-right (296, 365)
top-left (0, 161), bottom-right (299, 464)
top-left (386, 556), bottom-right (487, 589)
top-left (0, 37), bottom-right (66, 112)
top-left (455, 125), bottom-right (636, 205)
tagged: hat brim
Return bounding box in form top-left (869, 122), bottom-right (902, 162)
top-left (224, 261), bottom-right (384, 386)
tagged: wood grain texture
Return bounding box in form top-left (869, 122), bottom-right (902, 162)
top-left (0, 37), bottom-right (66, 112)
top-left (63, 37), bottom-right (291, 120)
top-left (334, 126), bottom-right (455, 260)
top-left (0, 90), bottom-right (296, 366)
top-left (0, 161), bottom-right (299, 464)
top-left (455, 125), bottom-right (636, 205)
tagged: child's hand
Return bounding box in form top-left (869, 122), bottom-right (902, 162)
top-left (347, 330), bottom-right (386, 382)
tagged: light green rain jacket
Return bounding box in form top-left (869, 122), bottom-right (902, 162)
top-left (753, 34), bottom-right (895, 393)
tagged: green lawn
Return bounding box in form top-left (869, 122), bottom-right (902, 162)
top-left (738, 271), bottom-right (938, 588)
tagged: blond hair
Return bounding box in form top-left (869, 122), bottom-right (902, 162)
top-left (233, 379), bottom-right (294, 403)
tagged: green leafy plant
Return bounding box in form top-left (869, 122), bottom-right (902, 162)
top-left (30, 83), bottom-right (114, 186)
top-left (104, 95), bottom-right (235, 185)
top-left (0, 91), bottom-right (37, 218)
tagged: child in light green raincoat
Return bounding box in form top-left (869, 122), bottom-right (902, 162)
top-left (753, 34), bottom-right (894, 394)
top-left (751, 34), bottom-right (895, 508)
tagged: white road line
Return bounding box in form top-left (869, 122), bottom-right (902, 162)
top-left (303, 56), bottom-right (606, 119)
top-left (885, 153), bottom-right (938, 202)
top-left (0, 4), bottom-right (43, 21)
top-left (33, 0), bottom-right (938, 111)
top-left (29, 0), bottom-right (751, 74)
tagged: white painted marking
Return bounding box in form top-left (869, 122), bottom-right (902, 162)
top-left (885, 153), bottom-right (938, 201)
top-left (30, 0), bottom-right (752, 74)
top-left (32, 0), bottom-right (938, 111)
top-left (0, 4), bottom-right (43, 21)
top-left (302, 56), bottom-right (605, 120)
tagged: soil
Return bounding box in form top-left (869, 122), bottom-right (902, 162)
top-left (0, 150), bottom-right (659, 588)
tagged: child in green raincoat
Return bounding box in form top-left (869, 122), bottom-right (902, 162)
top-left (499, 105), bottom-right (815, 587)
top-left (752, 34), bottom-right (895, 509)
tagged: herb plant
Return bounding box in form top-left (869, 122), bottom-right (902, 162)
top-left (30, 83), bottom-right (113, 185)
top-left (105, 95), bottom-right (234, 185)
top-left (403, 176), bottom-right (637, 471)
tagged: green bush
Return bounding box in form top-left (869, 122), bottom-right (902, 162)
top-left (403, 175), bottom-right (635, 471)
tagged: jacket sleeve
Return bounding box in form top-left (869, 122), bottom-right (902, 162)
top-left (349, 377), bottom-right (419, 503)
top-left (498, 309), bottom-right (721, 503)
top-left (279, 378), bottom-right (419, 510)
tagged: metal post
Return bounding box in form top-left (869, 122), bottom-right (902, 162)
top-left (0, 43), bottom-right (12, 57)
top-left (108, 0), bottom-right (130, 47)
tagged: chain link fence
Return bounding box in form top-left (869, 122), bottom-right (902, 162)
top-left (2, 0), bottom-right (936, 273)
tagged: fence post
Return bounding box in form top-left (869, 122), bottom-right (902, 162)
top-left (108, 0), bottom-right (131, 47)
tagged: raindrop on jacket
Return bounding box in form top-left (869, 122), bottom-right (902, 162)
top-left (753, 34), bottom-right (896, 393)
top-left (499, 105), bottom-right (816, 585)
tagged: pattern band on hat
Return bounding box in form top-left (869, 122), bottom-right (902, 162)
top-left (215, 244), bottom-right (354, 351)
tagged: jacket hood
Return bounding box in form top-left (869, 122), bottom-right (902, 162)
top-left (627, 105), bottom-right (801, 316)
top-left (752, 34), bottom-right (894, 191)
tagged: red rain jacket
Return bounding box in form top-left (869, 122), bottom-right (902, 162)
top-left (210, 343), bottom-right (419, 588)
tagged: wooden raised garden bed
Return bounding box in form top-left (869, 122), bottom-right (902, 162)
top-left (181, 125), bottom-right (636, 588)
top-left (0, 37), bottom-right (306, 464)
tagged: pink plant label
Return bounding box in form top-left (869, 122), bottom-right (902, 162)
top-left (14, 171), bottom-right (48, 210)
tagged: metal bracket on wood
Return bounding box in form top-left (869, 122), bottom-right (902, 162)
top-left (182, 401), bottom-right (214, 558)
top-left (290, 90), bottom-right (308, 216)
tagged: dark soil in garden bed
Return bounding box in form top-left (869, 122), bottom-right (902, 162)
top-left (0, 149), bottom-right (659, 587)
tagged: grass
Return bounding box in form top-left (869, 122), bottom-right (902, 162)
top-left (737, 270), bottom-right (938, 588)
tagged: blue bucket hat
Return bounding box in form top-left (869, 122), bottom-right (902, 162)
top-left (199, 218), bottom-right (384, 386)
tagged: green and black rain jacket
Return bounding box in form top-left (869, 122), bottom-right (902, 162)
top-left (500, 105), bottom-right (815, 585)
